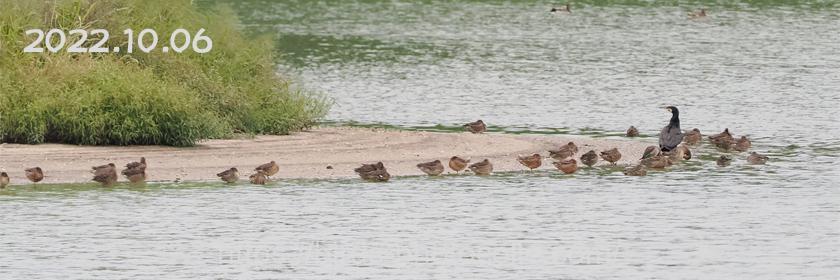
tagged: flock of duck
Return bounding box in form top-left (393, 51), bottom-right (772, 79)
top-left (550, 3), bottom-right (707, 19)
top-left (0, 106), bottom-right (769, 187)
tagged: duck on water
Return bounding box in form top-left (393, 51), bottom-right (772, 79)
top-left (660, 106), bottom-right (684, 152)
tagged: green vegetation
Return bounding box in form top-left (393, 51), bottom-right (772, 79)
top-left (0, 0), bottom-right (329, 146)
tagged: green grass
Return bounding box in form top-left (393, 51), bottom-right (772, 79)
top-left (0, 0), bottom-right (330, 146)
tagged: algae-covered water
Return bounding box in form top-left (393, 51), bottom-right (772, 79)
top-left (2, 1), bottom-right (839, 279)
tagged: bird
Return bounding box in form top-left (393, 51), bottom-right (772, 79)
top-left (0, 172), bottom-right (8, 188)
top-left (664, 145), bottom-right (692, 161)
top-left (641, 145), bottom-right (661, 160)
top-left (469, 159), bottom-right (493, 175)
top-left (641, 155), bottom-right (673, 169)
top-left (683, 128), bottom-right (702, 145)
top-left (735, 136), bottom-right (751, 152)
top-left (623, 165), bottom-right (647, 176)
top-left (626, 126), bottom-right (639, 137)
top-left (553, 158), bottom-right (578, 174)
top-left (747, 152), bottom-right (769, 165)
top-left (92, 163), bottom-right (117, 187)
top-left (354, 162), bottom-right (385, 174)
top-left (659, 106), bottom-right (684, 152)
top-left (449, 156), bottom-right (470, 173)
top-left (249, 170), bottom-right (268, 185)
top-left (359, 169), bottom-right (391, 182)
top-left (125, 157), bottom-right (146, 170)
top-left (463, 120), bottom-right (486, 134)
top-left (549, 142), bottom-right (578, 160)
top-left (25, 167), bottom-right (44, 183)
top-left (417, 160), bottom-right (445, 176)
top-left (688, 9), bottom-right (707, 19)
top-left (517, 154), bottom-right (542, 170)
top-left (716, 155), bottom-right (732, 167)
top-left (600, 148), bottom-right (622, 165)
top-left (580, 150), bottom-right (599, 167)
top-left (217, 167), bottom-right (239, 183)
top-left (122, 168), bottom-right (146, 184)
top-left (551, 3), bottom-right (570, 13)
top-left (709, 128), bottom-right (735, 147)
top-left (255, 161), bottom-right (279, 177)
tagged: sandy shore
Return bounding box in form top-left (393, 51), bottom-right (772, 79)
top-left (0, 127), bottom-right (653, 185)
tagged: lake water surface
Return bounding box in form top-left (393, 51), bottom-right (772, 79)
top-left (2, 1), bottom-right (839, 279)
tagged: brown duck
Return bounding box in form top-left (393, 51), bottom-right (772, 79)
top-left (688, 9), bottom-right (707, 19)
top-left (249, 170), bottom-right (268, 185)
top-left (359, 169), bottom-right (391, 182)
top-left (580, 150), bottom-right (599, 168)
top-left (735, 136), bottom-right (751, 152)
top-left (683, 128), bottom-right (702, 145)
top-left (623, 165), bottom-right (647, 176)
top-left (0, 172), bottom-right (9, 188)
top-left (626, 126), bottom-right (639, 137)
top-left (92, 163), bottom-right (118, 187)
top-left (747, 152), bottom-right (769, 165)
top-left (125, 157), bottom-right (147, 171)
top-left (417, 160), bottom-right (445, 176)
top-left (217, 167), bottom-right (239, 183)
top-left (25, 167), bottom-right (44, 183)
top-left (255, 161), bottom-right (279, 177)
top-left (549, 142), bottom-right (578, 160)
top-left (641, 155), bottom-right (673, 169)
top-left (354, 162), bottom-right (385, 174)
top-left (469, 159), bottom-right (493, 175)
top-left (665, 145), bottom-right (692, 161)
top-left (464, 120), bottom-right (486, 134)
top-left (641, 145), bottom-right (661, 160)
top-left (449, 156), bottom-right (470, 173)
top-left (122, 168), bottom-right (146, 184)
top-left (709, 128), bottom-right (735, 149)
top-left (600, 148), bottom-right (622, 165)
top-left (553, 158), bottom-right (578, 174)
top-left (716, 155), bottom-right (732, 167)
top-left (517, 154), bottom-right (542, 170)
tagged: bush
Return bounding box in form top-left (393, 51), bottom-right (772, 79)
top-left (0, 0), bottom-right (329, 146)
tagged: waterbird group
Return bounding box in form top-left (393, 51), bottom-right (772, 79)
top-left (552, 3), bottom-right (707, 19)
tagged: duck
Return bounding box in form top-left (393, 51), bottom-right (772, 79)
top-left (255, 161), bottom-right (279, 177)
top-left (659, 106), bottom-right (685, 152)
top-left (121, 168), bottom-right (146, 184)
top-left (626, 126), bottom-right (639, 137)
top-left (623, 165), bottom-right (647, 176)
top-left (464, 120), bottom-right (487, 134)
top-left (641, 145), bottom-right (661, 160)
top-left (550, 3), bottom-right (570, 13)
top-left (716, 155), bottom-right (732, 167)
top-left (217, 167), bottom-right (239, 183)
top-left (600, 148), bottom-right (622, 165)
top-left (549, 142), bottom-right (578, 160)
top-left (359, 169), bottom-right (391, 182)
top-left (747, 152), bottom-right (769, 165)
top-left (735, 136), bottom-right (751, 152)
top-left (355, 162), bottom-right (385, 174)
top-left (709, 128), bottom-right (734, 145)
top-left (92, 163), bottom-right (118, 187)
top-left (125, 157), bottom-right (146, 171)
top-left (553, 158), bottom-right (578, 174)
top-left (469, 159), bottom-right (493, 175)
top-left (664, 144), bottom-right (692, 161)
top-left (25, 167), bottom-right (44, 183)
top-left (688, 9), bottom-right (707, 19)
top-left (0, 172), bottom-right (8, 188)
top-left (683, 128), bottom-right (702, 145)
top-left (249, 170), bottom-right (268, 185)
top-left (417, 160), bottom-right (445, 176)
top-left (517, 154), bottom-right (542, 170)
top-left (580, 150), bottom-right (599, 167)
top-left (641, 155), bottom-right (673, 169)
top-left (449, 156), bottom-right (470, 173)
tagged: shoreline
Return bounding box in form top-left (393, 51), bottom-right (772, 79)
top-left (0, 127), bottom-right (652, 185)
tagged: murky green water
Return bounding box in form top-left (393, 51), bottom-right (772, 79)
top-left (3, 1), bottom-right (839, 278)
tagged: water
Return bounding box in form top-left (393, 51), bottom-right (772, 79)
top-left (2, 1), bottom-right (839, 278)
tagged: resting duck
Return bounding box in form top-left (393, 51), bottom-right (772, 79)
top-left (688, 9), bottom-right (707, 19)
top-left (709, 128), bottom-right (735, 148)
top-left (549, 142), bottom-right (578, 160)
top-left (0, 172), bottom-right (9, 188)
top-left (735, 136), bottom-right (752, 152)
top-left (747, 152), bottom-right (769, 165)
top-left (122, 157), bottom-right (147, 183)
top-left (580, 150), bottom-right (599, 167)
top-left (641, 145), bottom-right (661, 160)
top-left (255, 161), bottom-right (279, 177)
top-left (517, 154), bottom-right (542, 170)
top-left (464, 120), bottom-right (487, 134)
top-left (355, 162), bottom-right (390, 182)
top-left (716, 155), bottom-right (732, 167)
top-left (249, 170), bottom-right (268, 185)
top-left (417, 160), bottom-right (445, 176)
top-left (92, 163), bottom-right (118, 187)
top-left (600, 148), bottom-right (622, 165)
top-left (665, 145), bottom-right (692, 161)
top-left (626, 126), bottom-right (639, 137)
top-left (683, 128), bottom-right (702, 145)
top-left (217, 167), bottom-right (239, 183)
top-left (354, 162), bottom-right (385, 174)
top-left (25, 167), bottom-right (44, 183)
top-left (553, 158), bottom-right (578, 174)
top-left (641, 155), bottom-right (673, 169)
top-left (469, 159), bottom-right (493, 175)
top-left (449, 156), bottom-right (470, 173)
top-left (623, 165), bottom-right (647, 176)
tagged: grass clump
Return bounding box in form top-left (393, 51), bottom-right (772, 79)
top-left (0, 0), bottom-right (329, 146)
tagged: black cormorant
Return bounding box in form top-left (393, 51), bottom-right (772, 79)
top-left (659, 106), bottom-right (684, 152)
